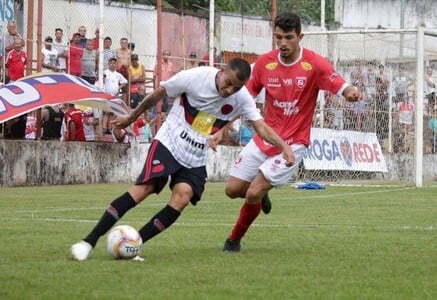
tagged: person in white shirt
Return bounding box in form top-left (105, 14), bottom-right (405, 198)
top-left (103, 57), bottom-right (127, 96)
top-left (41, 36), bottom-right (59, 73)
top-left (52, 28), bottom-right (68, 73)
top-left (424, 66), bottom-right (436, 114)
top-left (102, 57), bottom-right (128, 134)
top-left (71, 58), bottom-right (293, 261)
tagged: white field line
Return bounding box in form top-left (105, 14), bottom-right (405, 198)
top-left (0, 187), bottom-right (434, 231)
top-left (0, 186), bottom-right (421, 215)
top-left (0, 216), bottom-right (434, 231)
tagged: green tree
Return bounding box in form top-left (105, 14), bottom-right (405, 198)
top-left (116, 0), bottom-right (335, 25)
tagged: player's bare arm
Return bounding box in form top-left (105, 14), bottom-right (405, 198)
top-left (343, 85), bottom-right (362, 102)
top-left (208, 115), bottom-right (241, 151)
top-left (111, 86), bottom-right (167, 128)
top-left (251, 119), bottom-right (295, 166)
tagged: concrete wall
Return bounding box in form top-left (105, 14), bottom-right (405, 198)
top-left (335, 0), bottom-right (437, 29)
top-left (0, 140), bottom-right (240, 187)
top-left (0, 140), bottom-right (436, 187)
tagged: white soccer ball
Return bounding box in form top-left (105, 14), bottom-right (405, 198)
top-left (106, 225), bottom-right (143, 259)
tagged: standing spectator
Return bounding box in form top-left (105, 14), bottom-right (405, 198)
top-left (184, 51), bottom-right (198, 70)
top-left (41, 105), bottom-right (64, 140)
top-left (77, 26), bottom-right (88, 48)
top-left (102, 57), bottom-right (128, 133)
top-left (130, 85), bottom-right (147, 110)
top-left (41, 36), bottom-right (59, 73)
top-left (154, 50), bottom-right (176, 113)
top-left (53, 28), bottom-right (69, 73)
top-left (69, 33), bottom-right (83, 76)
top-left (327, 96), bottom-right (344, 130)
top-left (424, 66), bottom-right (436, 114)
top-left (4, 37), bottom-right (26, 139)
top-left (133, 114), bottom-right (153, 143)
top-left (396, 96), bottom-right (415, 134)
top-left (350, 59), bottom-right (366, 131)
top-left (64, 104), bottom-right (85, 141)
top-left (222, 12), bottom-right (360, 252)
top-left (128, 42), bottom-right (135, 53)
top-left (92, 28), bottom-right (100, 50)
top-left (202, 46), bottom-right (220, 67)
top-left (5, 37), bottom-right (26, 81)
top-left (81, 39), bottom-right (98, 84)
top-left (81, 107), bottom-right (100, 141)
top-left (103, 58), bottom-right (128, 96)
top-left (364, 60), bottom-right (377, 104)
top-left (4, 20), bottom-right (23, 56)
top-left (393, 65), bottom-right (413, 104)
top-left (4, 114), bottom-right (27, 139)
top-left (115, 37), bottom-right (131, 71)
top-left (426, 105), bottom-right (437, 153)
top-left (116, 37), bottom-right (131, 105)
top-left (375, 65), bottom-right (389, 140)
top-left (128, 54), bottom-right (146, 108)
top-left (102, 37), bottom-right (115, 71)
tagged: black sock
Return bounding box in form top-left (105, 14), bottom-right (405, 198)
top-left (139, 205), bottom-right (181, 243)
top-left (84, 192), bottom-right (137, 247)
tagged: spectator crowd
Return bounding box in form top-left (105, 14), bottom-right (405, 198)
top-left (0, 21), bottom-right (436, 153)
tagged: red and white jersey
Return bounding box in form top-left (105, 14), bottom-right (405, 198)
top-left (159, 67), bottom-right (262, 168)
top-left (5, 50), bottom-right (27, 81)
top-left (248, 47), bottom-right (348, 155)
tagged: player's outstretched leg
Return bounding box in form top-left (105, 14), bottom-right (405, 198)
top-left (223, 202), bottom-right (262, 252)
top-left (261, 192), bottom-right (272, 214)
top-left (71, 192), bottom-right (137, 261)
top-left (138, 205), bottom-right (181, 243)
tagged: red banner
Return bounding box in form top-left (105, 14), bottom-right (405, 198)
top-left (0, 73), bottom-right (129, 123)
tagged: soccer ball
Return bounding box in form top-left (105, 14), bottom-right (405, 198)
top-left (106, 225), bottom-right (143, 259)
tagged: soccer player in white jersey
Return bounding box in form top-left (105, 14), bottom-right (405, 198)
top-left (71, 58), bottom-right (294, 261)
top-left (222, 12), bottom-right (361, 252)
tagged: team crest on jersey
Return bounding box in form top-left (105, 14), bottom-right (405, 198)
top-left (295, 76), bottom-right (307, 88)
top-left (265, 62), bottom-right (278, 70)
top-left (301, 61), bottom-right (312, 71)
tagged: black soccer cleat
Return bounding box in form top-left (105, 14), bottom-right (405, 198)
top-left (261, 193), bottom-right (272, 214)
top-left (223, 238), bottom-right (241, 252)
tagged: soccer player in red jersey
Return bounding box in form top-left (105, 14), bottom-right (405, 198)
top-left (223, 12), bottom-right (361, 252)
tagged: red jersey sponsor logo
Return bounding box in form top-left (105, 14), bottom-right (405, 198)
top-left (296, 77), bottom-right (307, 88)
top-left (301, 61), bottom-right (312, 71)
top-left (265, 62), bottom-right (278, 70)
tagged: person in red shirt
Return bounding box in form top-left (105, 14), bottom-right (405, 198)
top-left (222, 12), bottom-right (361, 252)
top-left (69, 33), bottom-right (83, 76)
top-left (64, 104), bottom-right (85, 141)
top-left (5, 37), bottom-right (26, 81)
top-left (92, 28), bottom-right (99, 50)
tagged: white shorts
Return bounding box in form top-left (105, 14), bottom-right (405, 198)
top-left (229, 139), bottom-right (307, 187)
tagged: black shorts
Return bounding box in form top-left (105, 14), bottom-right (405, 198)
top-left (135, 140), bottom-right (207, 205)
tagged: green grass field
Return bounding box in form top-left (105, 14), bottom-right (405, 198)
top-left (0, 183), bottom-right (435, 300)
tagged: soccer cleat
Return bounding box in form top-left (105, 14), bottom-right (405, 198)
top-left (223, 238), bottom-right (241, 252)
top-left (261, 193), bottom-right (272, 214)
top-left (71, 240), bottom-right (92, 261)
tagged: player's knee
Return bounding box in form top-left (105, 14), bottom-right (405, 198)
top-left (224, 184), bottom-right (241, 199)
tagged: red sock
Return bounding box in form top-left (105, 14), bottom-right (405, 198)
top-left (229, 202), bottom-right (262, 241)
